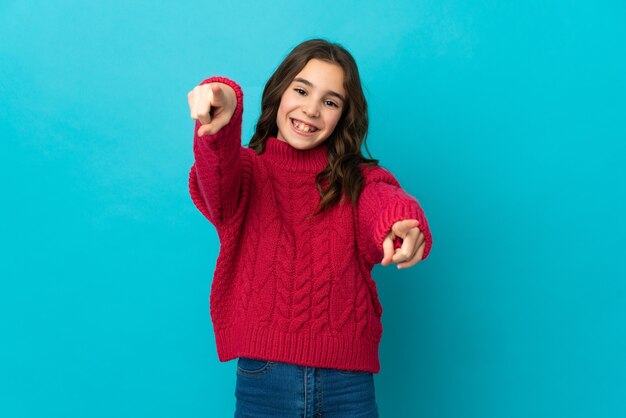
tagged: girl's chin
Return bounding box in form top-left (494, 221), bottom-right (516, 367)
top-left (277, 128), bottom-right (329, 149)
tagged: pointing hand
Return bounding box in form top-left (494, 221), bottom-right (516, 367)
top-left (381, 219), bottom-right (426, 269)
top-left (188, 82), bottom-right (237, 136)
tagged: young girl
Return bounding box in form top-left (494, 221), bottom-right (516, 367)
top-left (187, 39), bottom-right (433, 417)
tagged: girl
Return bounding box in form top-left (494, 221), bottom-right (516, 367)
top-left (187, 39), bottom-right (433, 417)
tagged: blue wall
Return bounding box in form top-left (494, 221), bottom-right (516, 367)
top-left (1, 1), bottom-right (625, 417)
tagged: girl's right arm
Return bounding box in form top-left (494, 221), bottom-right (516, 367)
top-left (187, 76), bottom-right (245, 227)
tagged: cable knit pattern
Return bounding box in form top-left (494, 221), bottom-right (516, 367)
top-left (189, 76), bottom-right (433, 373)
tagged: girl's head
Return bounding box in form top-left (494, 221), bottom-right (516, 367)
top-left (250, 39), bottom-right (378, 215)
top-left (275, 58), bottom-right (346, 150)
top-left (250, 38), bottom-right (368, 152)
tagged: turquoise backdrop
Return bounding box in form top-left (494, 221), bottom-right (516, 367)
top-left (1, 1), bottom-right (625, 417)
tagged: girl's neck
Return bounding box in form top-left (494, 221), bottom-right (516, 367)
top-left (262, 136), bottom-right (329, 172)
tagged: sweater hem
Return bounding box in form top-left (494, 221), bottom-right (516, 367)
top-left (213, 323), bottom-right (381, 374)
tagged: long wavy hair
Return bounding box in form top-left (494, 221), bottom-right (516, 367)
top-left (248, 39), bottom-right (379, 217)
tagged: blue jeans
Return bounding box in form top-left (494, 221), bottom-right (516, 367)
top-left (234, 357), bottom-right (379, 418)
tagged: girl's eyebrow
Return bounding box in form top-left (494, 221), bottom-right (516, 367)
top-left (293, 77), bottom-right (345, 103)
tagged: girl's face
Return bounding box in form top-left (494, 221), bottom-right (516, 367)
top-left (276, 59), bottom-right (346, 150)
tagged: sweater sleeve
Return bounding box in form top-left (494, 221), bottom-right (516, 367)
top-left (188, 76), bottom-right (244, 227)
top-left (357, 166), bottom-right (433, 266)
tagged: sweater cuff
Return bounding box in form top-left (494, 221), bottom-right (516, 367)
top-left (373, 197), bottom-right (433, 263)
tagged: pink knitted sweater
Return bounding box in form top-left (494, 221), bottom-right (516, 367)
top-left (189, 76), bottom-right (433, 373)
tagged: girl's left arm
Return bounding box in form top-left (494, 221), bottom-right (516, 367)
top-left (357, 167), bottom-right (433, 267)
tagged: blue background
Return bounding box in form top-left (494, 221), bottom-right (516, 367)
top-left (1, 1), bottom-right (625, 417)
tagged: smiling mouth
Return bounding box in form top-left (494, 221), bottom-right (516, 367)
top-left (291, 118), bottom-right (319, 133)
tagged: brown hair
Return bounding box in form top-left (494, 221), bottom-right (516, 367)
top-left (248, 38), bottom-right (379, 217)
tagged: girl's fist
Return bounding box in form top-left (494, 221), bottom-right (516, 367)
top-left (187, 82), bottom-right (237, 136)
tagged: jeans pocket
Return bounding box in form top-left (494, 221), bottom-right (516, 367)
top-left (237, 357), bottom-right (274, 376)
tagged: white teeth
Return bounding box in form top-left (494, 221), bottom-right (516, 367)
top-left (292, 119), bottom-right (317, 133)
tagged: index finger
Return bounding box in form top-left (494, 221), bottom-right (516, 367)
top-left (209, 83), bottom-right (225, 106)
top-left (391, 219), bottom-right (419, 237)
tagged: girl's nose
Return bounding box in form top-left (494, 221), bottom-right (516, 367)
top-left (302, 101), bottom-right (320, 118)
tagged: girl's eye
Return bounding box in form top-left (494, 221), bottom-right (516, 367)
top-left (293, 88), bottom-right (339, 108)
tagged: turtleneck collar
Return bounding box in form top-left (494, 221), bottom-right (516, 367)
top-left (261, 136), bottom-right (329, 172)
